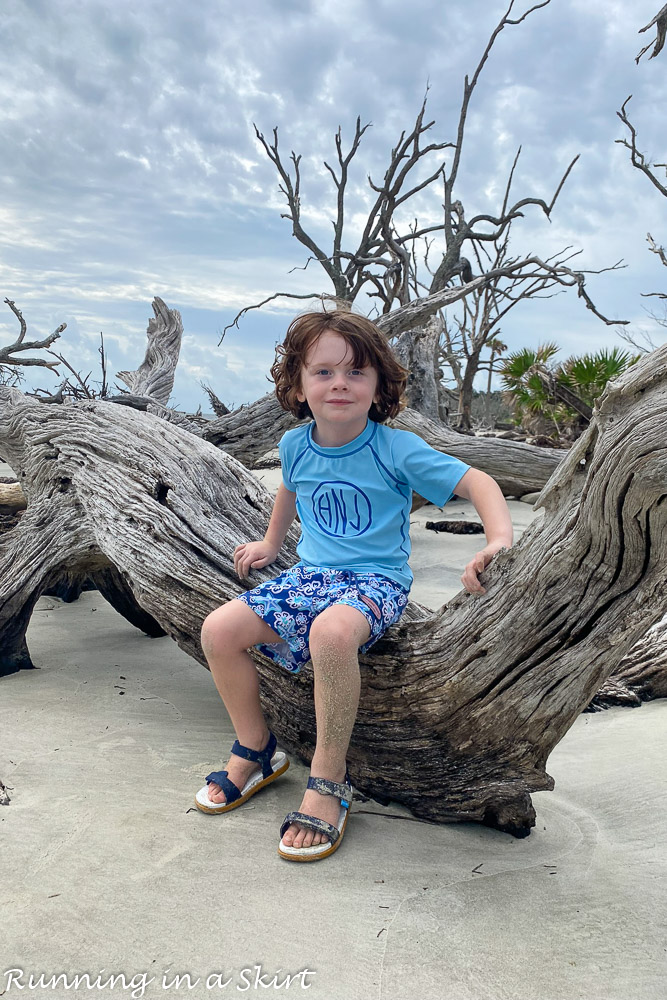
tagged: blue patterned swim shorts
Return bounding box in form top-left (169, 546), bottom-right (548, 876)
top-left (236, 563), bottom-right (410, 674)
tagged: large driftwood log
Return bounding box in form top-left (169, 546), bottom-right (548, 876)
top-left (1, 341), bottom-right (665, 836)
top-left (3, 464), bottom-right (660, 707)
top-left (391, 408), bottom-right (562, 497)
top-left (612, 614), bottom-right (667, 699)
top-left (202, 393), bottom-right (304, 466)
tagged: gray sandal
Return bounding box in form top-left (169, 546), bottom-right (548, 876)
top-left (278, 771), bottom-right (352, 862)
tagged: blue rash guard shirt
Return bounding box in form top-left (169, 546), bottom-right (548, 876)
top-left (278, 418), bottom-right (471, 591)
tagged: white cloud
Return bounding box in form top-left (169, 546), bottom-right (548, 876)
top-left (2, 0), bottom-right (666, 411)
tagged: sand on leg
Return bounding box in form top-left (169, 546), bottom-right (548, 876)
top-left (280, 603), bottom-right (370, 850)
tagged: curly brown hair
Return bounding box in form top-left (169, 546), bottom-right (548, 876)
top-left (271, 310), bottom-right (408, 422)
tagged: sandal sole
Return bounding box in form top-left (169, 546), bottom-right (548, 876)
top-left (195, 755), bottom-right (289, 815)
top-left (277, 807), bottom-right (349, 862)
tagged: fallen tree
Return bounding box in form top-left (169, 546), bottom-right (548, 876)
top-left (588, 615), bottom-right (667, 709)
top-left (1, 332), bottom-right (665, 837)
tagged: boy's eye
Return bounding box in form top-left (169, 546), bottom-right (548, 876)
top-left (311, 367), bottom-right (365, 376)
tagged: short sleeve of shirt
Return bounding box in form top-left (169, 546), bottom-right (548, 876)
top-left (391, 429), bottom-right (470, 507)
top-left (278, 430), bottom-right (298, 492)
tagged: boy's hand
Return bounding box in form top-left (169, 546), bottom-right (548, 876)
top-left (461, 545), bottom-right (503, 595)
top-left (234, 541), bottom-right (279, 580)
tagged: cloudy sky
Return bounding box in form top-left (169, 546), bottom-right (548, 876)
top-left (2, 0), bottom-right (666, 411)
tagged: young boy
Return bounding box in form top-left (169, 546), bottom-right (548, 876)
top-left (195, 310), bottom-right (513, 861)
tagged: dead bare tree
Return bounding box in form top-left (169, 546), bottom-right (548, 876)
top-left (233, 3), bottom-right (583, 323)
top-left (202, 0), bottom-right (629, 505)
top-left (432, 233), bottom-right (612, 430)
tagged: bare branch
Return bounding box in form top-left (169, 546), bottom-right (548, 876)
top-left (447, 1), bottom-right (552, 193)
top-left (0, 299), bottom-right (65, 370)
top-left (647, 232), bottom-right (667, 267)
top-left (221, 291), bottom-right (341, 341)
top-left (4, 299), bottom-right (27, 344)
top-left (31, 383), bottom-right (65, 404)
top-left (616, 97), bottom-right (667, 198)
top-left (378, 255), bottom-right (627, 341)
top-left (617, 324), bottom-right (661, 354)
top-left (98, 332), bottom-right (108, 398)
top-left (199, 382), bottom-right (230, 417)
top-left (327, 118), bottom-right (372, 263)
top-left (253, 125), bottom-right (340, 292)
top-left (46, 350), bottom-right (95, 399)
top-left (506, 1), bottom-right (552, 27)
top-left (287, 256), bottom-right (320, 274)
top-left (636, 4), bottom-right (667, 63)
top-left (467, 155), bottom-right (579, 235)
top-left (500, 146), bottom-right (522, 218)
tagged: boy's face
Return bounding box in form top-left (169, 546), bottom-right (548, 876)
top-left (296, 330), bottom-right (379, 440)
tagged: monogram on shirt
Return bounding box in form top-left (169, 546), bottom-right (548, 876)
top-left (311, 481), bottom-right (372, 537)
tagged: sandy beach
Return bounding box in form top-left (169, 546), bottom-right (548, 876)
top-left (1, 461), bottom-right (666, 999)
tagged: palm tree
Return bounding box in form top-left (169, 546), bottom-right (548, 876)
top-left (499, 342), bottom-right (561, 432)
top-left (500, 344), bottom-right (639, 438)
top-left (559, 348), bottom-right (640, 408)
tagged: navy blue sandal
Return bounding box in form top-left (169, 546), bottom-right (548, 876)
top-left (195, 731), bottom-right (289, 814)
top-left (278, 771), bottom-right (352, 861)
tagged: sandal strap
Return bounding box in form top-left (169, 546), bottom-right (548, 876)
top-left (306, 774), bottom-right (351, 807)
top-left (280, 811), bottom-right (341, 843)
top-left (204, 770), bottom-right (241, 804)
top-left (230, 731), bottom-right (277, 778)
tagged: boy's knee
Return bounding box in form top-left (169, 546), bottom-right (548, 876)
top-left (309, 606), bottom-right (370, 653)
top-left (201, 603), bottom-right (243, 654)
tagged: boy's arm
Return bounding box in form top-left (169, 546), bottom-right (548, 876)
top-left (264, 482), bottom-right (298, 551)
top-left (453, 468), bottom-right (513, 595)
top-left (234, 483), bottom-right (297, 579)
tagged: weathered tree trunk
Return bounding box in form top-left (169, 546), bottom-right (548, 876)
top-left (202, 393), bottom-right (303, 467)
top-left (1, 342), bottom-right (665, 836)
top-left (588, 615), bottom-right (667, 709)
top-left (456, 345), bottom-right (483, 432)
top-left (529, 364), bottom-right (593, 421)
top-left (3, 465), bottom-right (661, 706)
top-left (392, 318), bottom-right (442, 421)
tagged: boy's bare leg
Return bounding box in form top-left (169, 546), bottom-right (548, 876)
top-left (201, 601), bottom-right (284, 804)
top-left (281, 604), bottom-right (370, 850)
